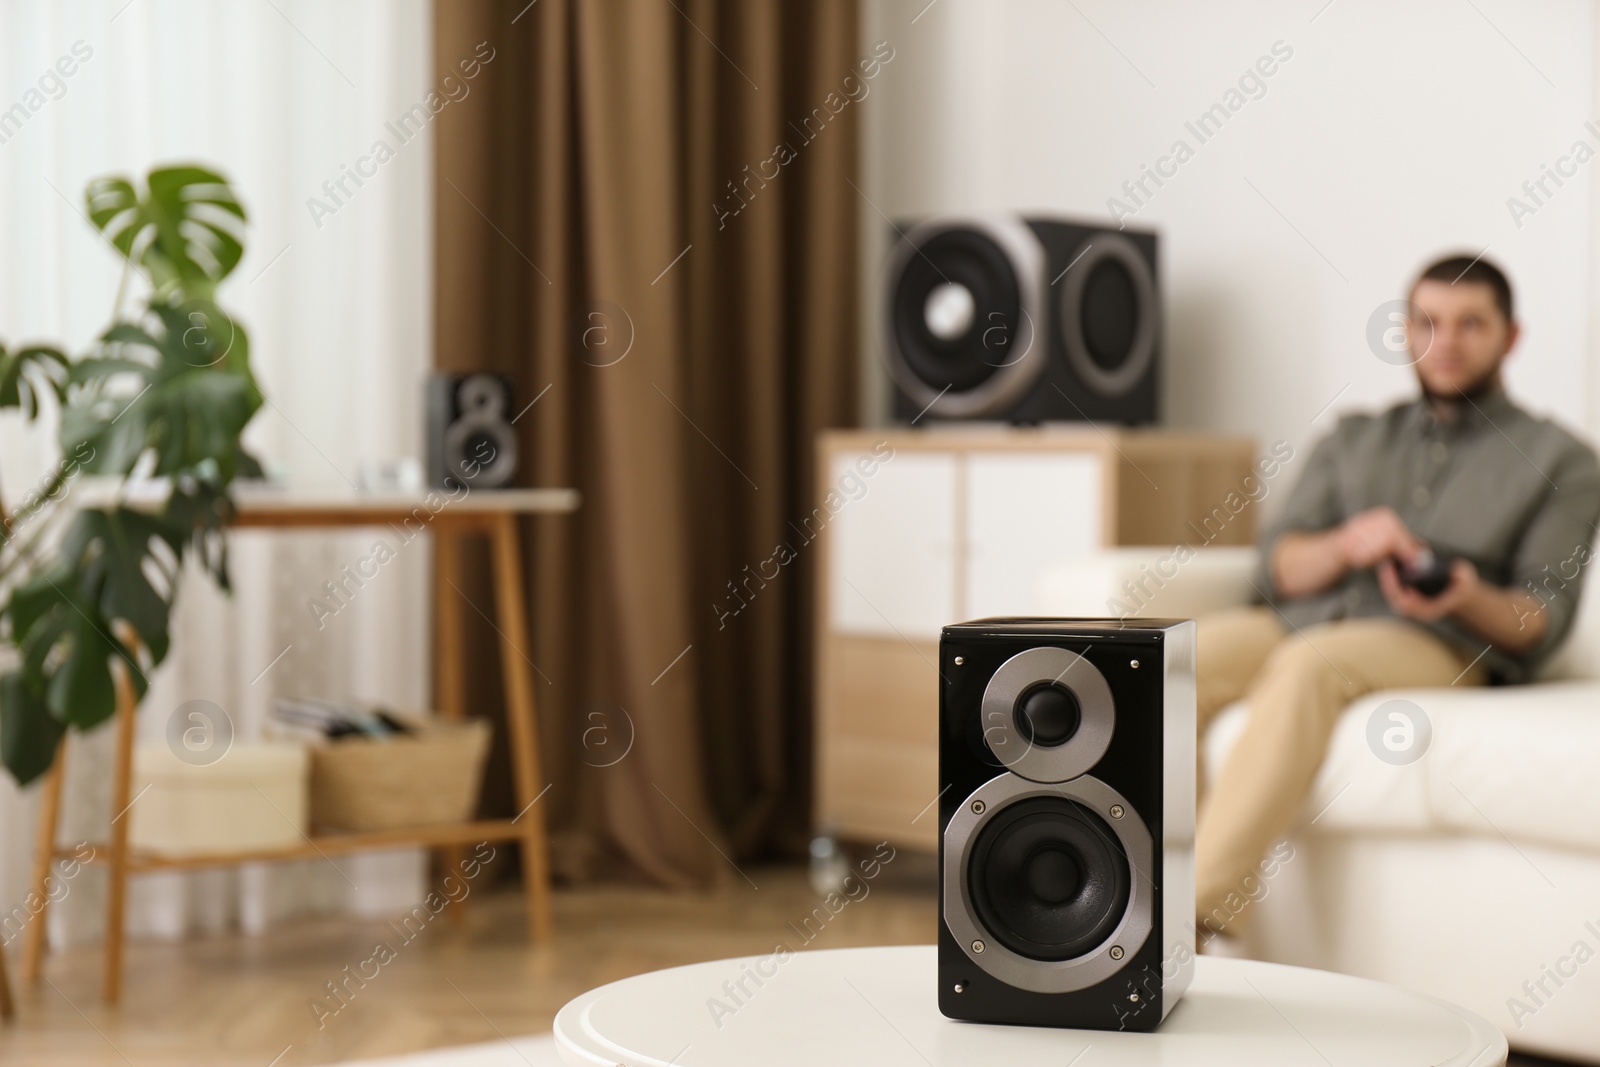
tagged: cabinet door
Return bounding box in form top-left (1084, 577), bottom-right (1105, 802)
top-left (965, 451), bottom-right (1103, 619)
top-left (827, 451), bottom-right (957, 639)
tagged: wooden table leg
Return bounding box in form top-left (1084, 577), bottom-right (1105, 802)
top-left (20, 740), bottom-right (66, 982)
top-left (435, 523), bottom-right (469, 924)
top-left (490, 513), bottom-right (553, 942)
top-left (102, 655), bottom-right (139, 1004)
top-left (0, 936), bottom-right (14, 1019)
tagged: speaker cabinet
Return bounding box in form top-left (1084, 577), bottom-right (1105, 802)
top-left (426, 373), bottom-right (519, 489)
top-left (938, 617), bottom-right (1194, 1031)
top-left (885, 216), bottom-right (1159, 425)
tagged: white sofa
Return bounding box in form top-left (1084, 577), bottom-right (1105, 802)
top-left (1039, 547), bottom-right (1600, 1064)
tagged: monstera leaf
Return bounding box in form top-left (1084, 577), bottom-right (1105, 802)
top-left (0, 342), bottom-right (69, 419)
top-left (85, 165), bottom-right (246, 300)
top-left (63, 299), bottom-right (263, 482)
top-left (0, 500), bottom-right (204, 761)
top-left (162, 477), bottom-right (238, 591)
top-left (63, 508), bottom-right (185, 658)
top-left (0, 164), bottom-right (261, 786)
top-left (0, 671), bottom-right (63, 785)
top-left (5, 557), bottom-right (148, 728)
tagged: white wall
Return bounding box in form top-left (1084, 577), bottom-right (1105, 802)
top-left (0, 0), bottom-right (434, 491)
top-left (860, 0), bottom-right (1599, 463)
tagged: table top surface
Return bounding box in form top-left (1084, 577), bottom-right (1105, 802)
top-left (230, 485), bottom-right (579, 524)
top-left (553, 946), bottom-right (1506, 1067)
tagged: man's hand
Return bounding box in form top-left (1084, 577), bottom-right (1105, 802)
top-left (1336, 507), bottom-right (1426, 570)
top-left (1274, 506), bottom-right (1549, 656)
top-left (1378, 556), bottom-right (1479, 621)
top-left (1377, 555), bottom-right (1549, 654)
top-left (1272, 506), bottom-right (1425, 599)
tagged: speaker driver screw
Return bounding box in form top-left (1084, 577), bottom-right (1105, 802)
top-left (953, 982), bottom-right (966, 993)
top-left (1110, 945), bottom-right (1125, 960)
top-left (971, 800), bottom-right (986, 815)
top-left (972, 939), bottom-right (986, 954)
top-left (1129, 992), bottom-right (1140, 1003)
top-left (1110, 804), bottom-right (1125, 819)
top-left (954, 656), bottom-right (965, 665)
top-left (1130, 659), bottom-right (1140, 669)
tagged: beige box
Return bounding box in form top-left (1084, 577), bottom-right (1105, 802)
top-left (130, 743), bottom-right (310, 857)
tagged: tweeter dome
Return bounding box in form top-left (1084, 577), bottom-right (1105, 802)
top-left (938, 617), bottom-right (1194, 1031)
top-left (885, 216), bottom-right (1160, 425)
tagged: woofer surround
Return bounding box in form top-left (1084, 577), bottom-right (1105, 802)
top-left (1058, 232), bottom-right (1158, 398)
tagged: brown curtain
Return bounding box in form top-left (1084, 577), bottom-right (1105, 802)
top-left (433, 0), bottom-right (860, 886)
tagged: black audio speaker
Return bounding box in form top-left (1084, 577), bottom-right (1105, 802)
top-left (885, 216), bottom-right (1160, 425)
top-left (938, 617), bottom-right (1194, 1032)
top-left (426, 373), bottom-right (519, 489)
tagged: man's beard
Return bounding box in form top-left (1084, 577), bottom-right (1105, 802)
top-left (1417, 361), bottom-right (1501, 404)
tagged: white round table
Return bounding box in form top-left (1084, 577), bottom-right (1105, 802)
top-left (554, 945), bottom-right (1506, 1066)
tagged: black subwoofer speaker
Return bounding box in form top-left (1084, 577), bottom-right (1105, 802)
top-left (939, 618), bottom-right (1195, 1031)
top-left (426, 373), bottom-right (519, 489)
top-left (885, 216), bottom-right (1160, 425)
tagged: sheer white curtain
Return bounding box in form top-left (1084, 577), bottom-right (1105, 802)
top-left (0, 0), bottom-right (433, 945)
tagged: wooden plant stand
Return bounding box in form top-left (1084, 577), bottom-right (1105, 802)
top-left (19, 488), bottom-right (578, 1003)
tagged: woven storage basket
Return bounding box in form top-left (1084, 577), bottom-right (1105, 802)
top-left (308, 714), bottom-right (491, 832)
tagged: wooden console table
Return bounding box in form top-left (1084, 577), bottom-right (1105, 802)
top-left (20, 486), bottom-right (578, 1003)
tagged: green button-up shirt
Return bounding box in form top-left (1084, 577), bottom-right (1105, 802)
top-left (1256, 387), bottom-right (1600, 682)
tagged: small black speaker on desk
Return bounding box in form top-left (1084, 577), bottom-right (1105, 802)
top-left (885, 215), bottom-right (1160, 425)
top-left (939, 617), bottom-right (1195, 1032)
top-left (426, 373), bottom-right (519, 489)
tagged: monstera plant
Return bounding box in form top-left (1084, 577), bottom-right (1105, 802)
top-left (0, 165), bottom-right (262, 784)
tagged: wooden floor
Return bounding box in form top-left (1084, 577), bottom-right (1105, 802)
top-left (0, 857), bottom-right (939, 1066)
top-left (0, 855), bottom-right (1572, 1066)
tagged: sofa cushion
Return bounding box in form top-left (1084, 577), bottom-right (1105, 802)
top-left (1205, 681), bottom-right (1600, 854)
top-left (1536, 572), bottom-right (1600, 681)
top-left (1037, 546), bottom-right (1257, 619)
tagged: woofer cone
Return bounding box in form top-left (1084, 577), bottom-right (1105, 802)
top-left (968, 796), bottom-right (1130, 962)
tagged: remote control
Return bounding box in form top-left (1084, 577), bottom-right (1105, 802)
top-left (1395, 548), bottom-right (1455, 597)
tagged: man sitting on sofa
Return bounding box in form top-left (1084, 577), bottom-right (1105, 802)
top-left (1196, 254), bottom-right (1600, 938)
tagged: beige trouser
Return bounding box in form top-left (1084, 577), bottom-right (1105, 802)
top-left (1194, 606), bottom-right (1486, 934)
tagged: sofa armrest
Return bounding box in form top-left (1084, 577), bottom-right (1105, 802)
top-left (1037, 546), bottom-right (1258, 619)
